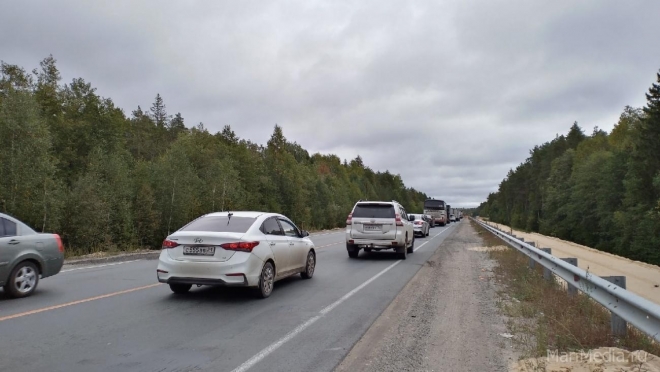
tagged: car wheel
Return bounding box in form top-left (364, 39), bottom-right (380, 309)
top-left (169, 283), bottom-right (192, 294)
top-left (301, 251), bottom-right (316, 279)
top-left (5, 261), bottom-right (39, 298)
top-left (364, 248), bottom-right (372, 253)
top-left (257, 261), bottom-right (275, 298)
top-left (407, 235), bottom-right (415, 254)
top-left (347, 243), bottom-right (359, 258)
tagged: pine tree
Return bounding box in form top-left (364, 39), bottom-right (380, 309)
top-left (150, 93), bottom-right (169, 128)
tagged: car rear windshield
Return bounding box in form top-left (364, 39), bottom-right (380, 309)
top-left (352, 204), bottom-right (396, 218)
top-left (180, 216), bottom-right (256, 233)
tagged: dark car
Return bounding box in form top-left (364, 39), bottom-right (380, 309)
top-left (0, 213), bottom-right (65, 298)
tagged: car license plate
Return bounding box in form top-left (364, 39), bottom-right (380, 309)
top-left (183, 246), bottom-right (216, 256)
top-left (364, 224), bottom-right (382, 231)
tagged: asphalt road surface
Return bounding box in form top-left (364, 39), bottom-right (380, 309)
top-left (0, 223), bottom-right (458, 372)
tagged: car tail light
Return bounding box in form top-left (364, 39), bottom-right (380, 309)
top-left (414, 221), bottom-right (423, 225)
top-left (54, 234), bottom-right (64, 253)
top-left (162, 240), bottom-right (179, 249)
top-left (221, 241), bottom-right (260, 253)
top-left (346, 213), bottom-right (353, 225)
top-left (395, 214), bottom-right (403, 226)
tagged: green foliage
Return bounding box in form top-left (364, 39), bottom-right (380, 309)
top-left (0, 57), bottom-right (427, 252)
top-left (480, 70), bottom-right (660, 264)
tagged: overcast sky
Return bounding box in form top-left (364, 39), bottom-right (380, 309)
top-left (2, 1), bottom-right (660, 207)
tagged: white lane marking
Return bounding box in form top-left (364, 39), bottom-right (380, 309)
top-left (414, 226), bottom-right (451, 252)
top-left (60, 260), bottom-right (141, 273)
top-left (231, 225), bottom-right (452, 372)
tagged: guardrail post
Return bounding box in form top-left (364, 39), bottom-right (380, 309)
top-left (541, 248), bottom-right (552, 280)
top-left (602, 276), bottom-right (628, 338)
top-left (527, 241), bottom-right (536, 268)
top-left (561, 258), bottom-right (578, 296)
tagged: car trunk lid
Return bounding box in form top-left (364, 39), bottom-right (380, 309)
top-left (165, 231), bottom-right (245, 262)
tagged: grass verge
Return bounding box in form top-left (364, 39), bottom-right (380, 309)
top-left (470, 219), bottom-right (660, 358)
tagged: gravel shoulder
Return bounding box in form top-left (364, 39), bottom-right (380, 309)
top-left (483, 219), bottom-right (660, 304)
top-left (335, 221), bottom-right (516, 372)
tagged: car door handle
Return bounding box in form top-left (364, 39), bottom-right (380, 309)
top-left (269, 242), bottom-right (276, 246)
top-left (8, 240), bottom-right (19, 245)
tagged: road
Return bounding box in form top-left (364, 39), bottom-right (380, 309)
top-left (0, 223), bottom-right (458, 372)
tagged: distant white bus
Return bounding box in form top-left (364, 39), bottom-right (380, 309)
top-left (424, 199), bottom-right (447, 226)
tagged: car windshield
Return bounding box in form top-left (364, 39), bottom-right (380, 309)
top-left (352, 204), bottom-right (396, 218)
top-left (179, 216), bottom-right (256, 233)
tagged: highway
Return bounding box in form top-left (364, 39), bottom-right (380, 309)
top-left (0, 224), bottom-right (458, 372)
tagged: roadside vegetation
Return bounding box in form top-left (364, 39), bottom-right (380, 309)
top-left (0, 56), bottom-right (427, 255)
top-left (476, 70), bottom-right (660, 265)
top-left (471, 219), bottom-right (660, 359)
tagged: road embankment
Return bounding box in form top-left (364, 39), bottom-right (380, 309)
top-left (482, 220), bottom-right (660, 305)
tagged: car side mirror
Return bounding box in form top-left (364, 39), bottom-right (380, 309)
top-left (408, 215), bottom-right (415, 222)
top-left (301, 230), bottom-right (309, 237)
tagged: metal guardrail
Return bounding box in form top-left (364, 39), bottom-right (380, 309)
top-left (471, 217), bottom-right (660, 342)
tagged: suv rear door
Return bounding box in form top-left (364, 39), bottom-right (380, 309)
top-left (350, 203), bottom-right (397, 240)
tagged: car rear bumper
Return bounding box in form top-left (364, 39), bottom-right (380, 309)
top-left (42, 255), bottom-right (64, 278)
top-left (156, 250), bottom-right (263, 287)
top-left (160, 276), bottom-right (248, 286)
top-left (345, 238), bottom-right (405, 249)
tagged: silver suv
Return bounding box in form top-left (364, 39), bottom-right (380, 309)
top-left (345, 200), bottom-right (415, 259)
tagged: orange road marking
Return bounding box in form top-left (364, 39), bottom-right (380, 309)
top-left (0, 283), bottom-right (161, 322)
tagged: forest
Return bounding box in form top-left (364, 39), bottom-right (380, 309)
top-left (0, 56), bottom-right (428, 254)
top-left (477, 71), bottom-right (660, 265)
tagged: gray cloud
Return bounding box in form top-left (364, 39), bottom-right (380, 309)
top-left (2, 0), bottom-right (660, 207)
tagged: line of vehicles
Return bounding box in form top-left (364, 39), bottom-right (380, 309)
top-left (345, 198), bottom-right (462, 260)
top-left (0, 198), bottom-right (463, 300)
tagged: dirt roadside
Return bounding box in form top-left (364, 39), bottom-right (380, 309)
top-left (335, 220), bottom-right (517, 372)
top-left (483, 220), bottom-right (660, 304)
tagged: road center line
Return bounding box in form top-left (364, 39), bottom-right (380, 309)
top-left (0, 283), bottom-right (161, 322)
top-left (231, 225), bottom-right (452, 372)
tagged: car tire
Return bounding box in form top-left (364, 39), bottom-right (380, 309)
top-left (257, 261), bottom-right (275, 299)
top-left (426, 229), bottom-right (430, 237)
top-left (169, 283), bottom-right (192, 294)
top-left (5, 261), bottom-right (39, 298)
top-left (364, 248), bottom-right (372, 253)
top-left (399, 245), bottom-right (408, 259)
top-left (301, 251), bottom-right (315, 279)
top-left (407, 236), bottom-right (414, 254)
top-left (347, 243), bottom-right (359, 258)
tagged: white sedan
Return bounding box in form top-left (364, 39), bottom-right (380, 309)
top-left (157, 211), bottom-right (316, 298)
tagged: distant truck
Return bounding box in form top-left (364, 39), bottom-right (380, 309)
top-left (446, 204), bottom-right (452, 223)
top-left (423, 198), bottom-right (447, 226)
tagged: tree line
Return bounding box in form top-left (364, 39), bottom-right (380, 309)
top-left (0, 56), bottom-right (428, 253)
top-left (476, 71), bottom-right (660, 265)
